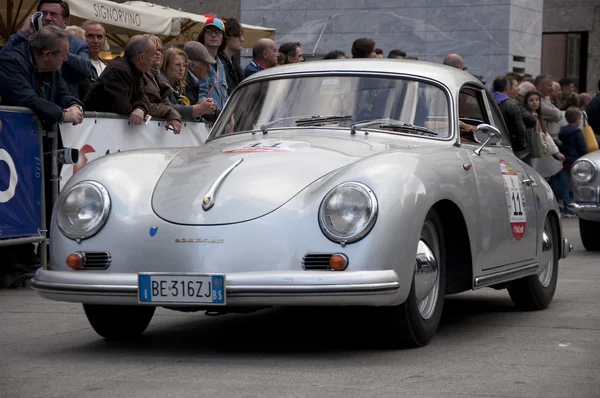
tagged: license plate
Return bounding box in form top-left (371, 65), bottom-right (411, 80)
top-left (138, 274), bottom-right (225, 304)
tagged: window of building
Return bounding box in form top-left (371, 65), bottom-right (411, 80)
top-left (541, 32), bottom-right (588, 91)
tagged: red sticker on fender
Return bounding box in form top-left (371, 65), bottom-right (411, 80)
top-left (500, 160), bottom-right (526, 240)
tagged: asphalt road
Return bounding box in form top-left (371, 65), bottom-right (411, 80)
top-left (0, 218), bottom-right (598, 398)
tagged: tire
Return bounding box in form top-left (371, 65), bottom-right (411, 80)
top-left (83, 304), bottom-right (155, 340)
top-left (579, 218), bottom-right (600, 251)
top-left (508, 216), bottom-right (559, 311)
top-left (382, 209), bottom-right (446, 348)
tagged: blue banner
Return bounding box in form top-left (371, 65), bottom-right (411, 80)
top-left (0, 110), bottom-right (42, 239)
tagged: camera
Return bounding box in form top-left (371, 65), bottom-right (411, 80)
top-left (57, 148), bottom-right (79, 165)
top-left (31, 12), bottom-right (44, 32)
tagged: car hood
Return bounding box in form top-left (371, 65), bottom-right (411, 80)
top-left (152, 133), bottom-right (417, 225)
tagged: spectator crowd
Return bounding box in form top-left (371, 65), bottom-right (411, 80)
top-left (0, 0), bottom-right (599, 270)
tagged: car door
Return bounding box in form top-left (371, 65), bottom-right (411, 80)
top-left (459, 85), bottom-right (537, 270)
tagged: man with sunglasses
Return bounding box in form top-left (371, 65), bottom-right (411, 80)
top-left (1, 0), bottom-right (91, 99)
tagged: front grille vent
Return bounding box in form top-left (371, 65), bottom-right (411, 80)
top-left (80, 252), bottom-right (111, 269)
top-left (302, 253), bottom-right (333, 270)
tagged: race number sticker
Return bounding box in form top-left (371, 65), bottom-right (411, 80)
top-left (222, 140), bottom-right (311, 153)
top-left (500, 160), bottom-right (526, 240)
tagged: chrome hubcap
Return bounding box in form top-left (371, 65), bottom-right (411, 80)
top-left (415, 221), bottom-right (440, 320)
top-left (538, 219), bottom-right (554, 287)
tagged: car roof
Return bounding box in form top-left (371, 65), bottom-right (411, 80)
top-left (243, 59), bottom-right (485, 92)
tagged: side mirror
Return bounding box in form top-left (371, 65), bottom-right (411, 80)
top-left (473, 123), bottom-right (502, 156)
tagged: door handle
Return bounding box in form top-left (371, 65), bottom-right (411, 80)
top-left (522, 178), bottom-right (534, 186)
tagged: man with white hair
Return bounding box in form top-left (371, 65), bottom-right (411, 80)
top-left (84, 35), bottom-right (155, 126)
top-left (535, 74), bottom-right (563, 140)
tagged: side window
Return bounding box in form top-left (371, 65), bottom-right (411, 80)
top-left (458, 86), bottom-right (490, 144)
top-left (458, 87), bottom-right (489, 125)
top-left (484, 90), bottom-right (512, 147)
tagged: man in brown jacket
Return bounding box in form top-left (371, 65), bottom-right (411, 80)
top-left (83, 35), bottom-right (154, 125)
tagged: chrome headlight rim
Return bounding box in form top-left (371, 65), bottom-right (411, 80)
top-left (572, 159), bottom-right (597, 184)
top-left (56, 181), bottom-right (111, 240)
top-left (318, 181), bottom-right (378, 244)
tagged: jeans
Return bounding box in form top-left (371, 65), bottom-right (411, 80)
top-left (550, 169), bottom-right (572, 214)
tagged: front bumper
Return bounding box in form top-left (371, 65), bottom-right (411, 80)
top-left (568, 203), bottom-right (600, 213)
top-left (29, 269), bottom-right (402, 307)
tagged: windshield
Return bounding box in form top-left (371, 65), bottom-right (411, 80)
top-left (211, 75), bottom-right (451, 139)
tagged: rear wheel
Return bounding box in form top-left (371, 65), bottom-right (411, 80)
top-left (83, 304), bottom-right (155, 340)
top-left (383, 209), bottom-right (446, 348)
top-left (508, 216), bottom-right (558, 310)
top-left (579, 218), bottom-right (600, 251)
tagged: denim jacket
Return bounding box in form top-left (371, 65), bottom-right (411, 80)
top-left (198, 57), bottom-right (228, 111)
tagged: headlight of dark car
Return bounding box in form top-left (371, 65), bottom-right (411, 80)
top-left (57, 181), bottom-right (111, 240)
top-left (572, 160), bottom-right (597, 184)
top-left (318, 182), bottom-right (378, 244)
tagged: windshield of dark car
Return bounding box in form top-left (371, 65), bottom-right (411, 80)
top-left (210, 75), bottom-right (451, 139)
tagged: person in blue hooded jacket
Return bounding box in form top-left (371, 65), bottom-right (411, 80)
top-left (1, 0), bottom-right (91, 99)
top-left (556, 107), bottom-right (587, 217)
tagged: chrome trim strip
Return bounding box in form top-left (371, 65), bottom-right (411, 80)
top-left (568, 203), bottom-right (600, 213)
top-left (474, 263), bottom-right (538, 288)
top-left (29, 279), bottom-right (137, 295)
top-left (227, 282), bottom-right (400, 295)
top-left (30, 279), bottom-right (400, 297)
top-left (202, 158), bottom-right (244, 211)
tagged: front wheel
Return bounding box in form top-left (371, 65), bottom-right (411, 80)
top-left (579, 218), bottom-right (600, 251)
top-left (382, 209), bottom-right (446, 348)
top-left (83, 304), bottom-right (155, 340)
top-left (508, 215), bottom-right (559, 310)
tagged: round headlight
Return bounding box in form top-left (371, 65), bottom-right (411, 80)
top-left (572, 160), bottom-right (597, 184)
top-left (318, 182), bottom-right (378, 244)
top-left (56, 181), bottom-right (111, 240)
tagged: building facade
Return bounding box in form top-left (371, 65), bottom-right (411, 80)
top-left (542, 0), bottom-right (600, 94)
top-left (110, 0), bottom-right (597, 93)
top-left (240, 0), bottom-right (544, 86)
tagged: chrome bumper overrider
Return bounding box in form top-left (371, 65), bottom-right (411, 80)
top-left (562, 238), bottom-right (572, 259)
top-left (29, 269), bottom-right (402, 306)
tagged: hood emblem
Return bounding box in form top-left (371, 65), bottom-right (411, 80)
top-left (202, 158), bottom-right (244, 211)
top-left (149, 227), bottom-right (158, 237)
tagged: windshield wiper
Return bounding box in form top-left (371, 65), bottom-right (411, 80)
top-left (260, 115), bottom-right (352, 134)
top-left (295, 115), bottom-right (352, 126)
top-left (351, 119), bottom-right (438, 136)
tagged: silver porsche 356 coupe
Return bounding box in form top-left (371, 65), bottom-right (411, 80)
top-left (31, 60), bottom-right (571, 348)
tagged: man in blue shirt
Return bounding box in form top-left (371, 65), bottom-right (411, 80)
top-left (244, 38), bottom-right (279, 78)
top-left (1, 0), bottom-right (91, 99)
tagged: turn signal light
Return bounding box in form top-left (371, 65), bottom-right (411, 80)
top-left (329, 253), bottom-right (349, 271)
top-left (66, 253), bottom-right (83, 269)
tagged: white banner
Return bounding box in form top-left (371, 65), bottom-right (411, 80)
top-left (59, 116), bottom-right (209, 189)
top-left (67, 0), bottom-right (181, 36)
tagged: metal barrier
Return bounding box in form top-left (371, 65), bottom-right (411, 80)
top-left (1, 106), bottom-right (210, 275)
top-left (0, 106), bottom-right (49, 269)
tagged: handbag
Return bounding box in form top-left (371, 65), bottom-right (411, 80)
top-left (530, 119), bottom-right (551, 158)
top-left (582, 112), bottom-right (599, 152)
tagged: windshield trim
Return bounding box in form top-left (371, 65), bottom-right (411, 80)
top-left (207, 72), bottom-right (456, 144)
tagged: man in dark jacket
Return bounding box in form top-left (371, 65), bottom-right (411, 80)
top-left (0, 25), bottom-right (83, 265)
top-left (1, 0), bottom-right (91, 99)
top-left (492, 76), bottom-right (530, 163)
top-left (84, 36), bottom-right (155, 125)
top-left (586, 80), bottom-right (600, 135)
top-left (0, 25), bottom-right (83, 127)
